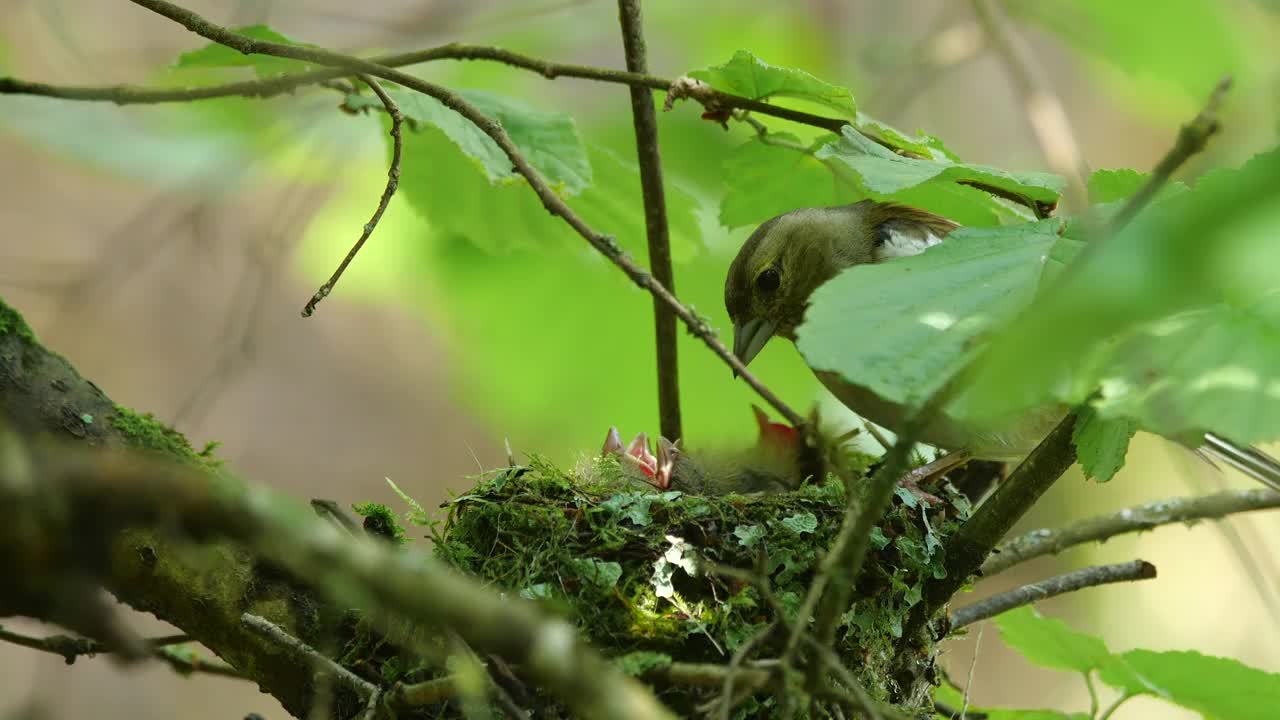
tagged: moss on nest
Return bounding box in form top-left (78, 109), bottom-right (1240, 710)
top-left (423, 451), bottom-right (972, 715)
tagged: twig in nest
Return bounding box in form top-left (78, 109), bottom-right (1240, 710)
top-left (241, 613), bottom-right (379, 700)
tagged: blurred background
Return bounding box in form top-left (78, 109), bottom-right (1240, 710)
top-left (1, 1), bottom-right (1278, 718)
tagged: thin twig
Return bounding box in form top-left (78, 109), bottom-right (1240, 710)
top-left (125, 0), bottom-right (803, 428)
top-left (969, 0), bottom-right (1087, 208)
top-left (1, 41), bottom-right (1049, 217)
top-left (0, 626), bottom-right (238, 678)
top-left (1098, 693), bottom-right (1137, 720)
top-left (718, 622), bottom-right (776, 720)
top-left (1108, 76), bottom-right (1232, 229)
top-left (310, 498), bottom-right (361, 535)
top-left (241, 613), bottom-right (379, 699)
top-left (948, 560), bottom-right (1157, 631)
top-left (983, 488), bottom-right (1280, 575)
top-left (618, 0), bottom-right (682, 443)
top-left (302, 74), bottom-right (403, 317)
top-left (800, 636), bottom-right (884, 720)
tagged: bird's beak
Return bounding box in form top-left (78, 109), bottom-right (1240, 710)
top-left (732, 317), bottom-right (776, 378)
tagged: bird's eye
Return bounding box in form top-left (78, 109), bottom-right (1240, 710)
top-left (755, 268), bottom-right (781, 293)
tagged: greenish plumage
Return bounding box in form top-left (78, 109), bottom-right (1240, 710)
top-left (725, 201), bottom-right (1280, 488)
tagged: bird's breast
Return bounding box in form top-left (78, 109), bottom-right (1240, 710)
top-left (813, 370), bottom-right (1065, 461)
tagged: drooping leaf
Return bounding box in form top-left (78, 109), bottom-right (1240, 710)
top-left (395, 115), bottom-right (699, 257)
top-left (688, 50), bottom-right (856, 117)
top-left (1099, 649), bottom-right (1280, 720)
top-left (994, 606), bottom-right (1112, 674)
top-left (174, 24), bottom-right (315, 77)
top-left (719, 133), bottom-right (855, 229)
top-left (797, 219), bottom-right (1070, 409)
top-left (1086, 168), bottom-right (1188, 209)
top-left (1072, 403), bottom-right (1137, 482)
top-left (387, 89), bottom-right (592, 194)
top-left (815, 126), bottom-right (1063, 209)
top-left (967, 149), bottom-right (1280, 434)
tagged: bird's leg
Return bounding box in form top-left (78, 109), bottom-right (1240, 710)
top-left (896, 449), bottom-right (973, 506)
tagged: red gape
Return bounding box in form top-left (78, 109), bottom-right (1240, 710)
top-left (601, 427), bottom-right (676, 489)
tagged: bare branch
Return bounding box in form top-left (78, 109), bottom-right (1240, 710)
top-left (618, 0), bottom-right (682, 442)
top-left (242, 613), bottom-right (379, 699)
top-left (949, 560), bottom-right (1157, 631)
top-left (123, 0), bottom-right (802, 428)
top-left (2, 41), bottom-right (1049, 218)
top-left (302, 74), bottom-right (403, 317)
top-left (0, 626), bottom-right (239, 678)
top-left (983, 488), bottom-right (1280, 575)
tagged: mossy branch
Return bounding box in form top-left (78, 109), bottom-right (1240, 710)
top-left (0, 297), bottom-right (675, 719)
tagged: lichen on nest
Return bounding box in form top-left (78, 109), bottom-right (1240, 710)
top-left (420, 449), bottom-right (973, 714)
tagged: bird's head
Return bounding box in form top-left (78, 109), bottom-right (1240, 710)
top-left (724, 201), bottom-right (957, 369)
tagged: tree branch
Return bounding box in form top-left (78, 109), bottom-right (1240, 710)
top-left (983, 488), bottom-right (1280, 575)
top-left (618, 0), bottom-right (682, 442)
top-left (301, 74), bottom-right (403, 317)
top-left (0, 428), bottom-right (676, 720)
top-left (241, 613), bottom-right (379, 699)
top-left (0, 626), bottom-right (238, 678)
top-left (914, 412), bottom-right (1079, 634)
top-left (1, 39), bottom-right (1050, 218)
top-left (948, 559), bottom-right (1157, 631)
top-left (123, 0), bottom-right (804, 429)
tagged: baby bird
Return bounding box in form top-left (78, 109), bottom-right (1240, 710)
top-left (724, 201), bottom-right (1280, 489)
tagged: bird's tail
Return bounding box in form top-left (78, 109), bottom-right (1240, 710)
top-left (1201, 432), bottom-right (1280, 492)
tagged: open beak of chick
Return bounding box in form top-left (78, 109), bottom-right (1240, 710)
top-left (731, 317), bottom-right (777, 377)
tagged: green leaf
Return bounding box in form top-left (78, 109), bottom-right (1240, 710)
top-left (719, 133), bottom-right (856, 229)
top-left (1087, 168), bottom-right (1149, 204)
top-left (868, 526), bottom-right (890, 550)
top-left (389, 89), bottom-right (592, 195)
top-left (174, 24), bottom-right (314, 77)
top-left (397, 117), bottom-right (700, 256)
top-left (1086, 168), bottom-right (1188, 208)
top-left (816, 126), bottom-right (1063, 207)
top-left (616, 651), bottom-right (672, 677)
top-left (1083, 293), bottom-right (1280, 446)
top-left (797, 219), bottom-right (1069, 408)
top-left (568, 558), bottom-right (623, 592)
top-left (968, 149), bottom-right (1280, 435)
top-left (1099, 649), bottom-right (1280, 720)
top-left (777, 512), bottom-right (818, 534)
top-left (995, 606), bottom-right (1112, 674)
top-left (1072, 403), bottom-right (1137, 482)
top-left (688, 50), bottom-right (856, 117)
top-left (854, 113), bottom-right (957, 161)
top-left (734, 524), bottom-right (765, 548)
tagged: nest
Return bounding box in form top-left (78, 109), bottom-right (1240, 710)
top-left (426, 451), bottom-right (973, 716)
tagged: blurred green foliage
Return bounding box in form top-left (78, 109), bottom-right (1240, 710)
top-left (994, 606), bottom-right (1280, 719)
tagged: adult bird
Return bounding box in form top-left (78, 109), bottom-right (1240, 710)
top-left (723, 200), bottom-right (1280, 490)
